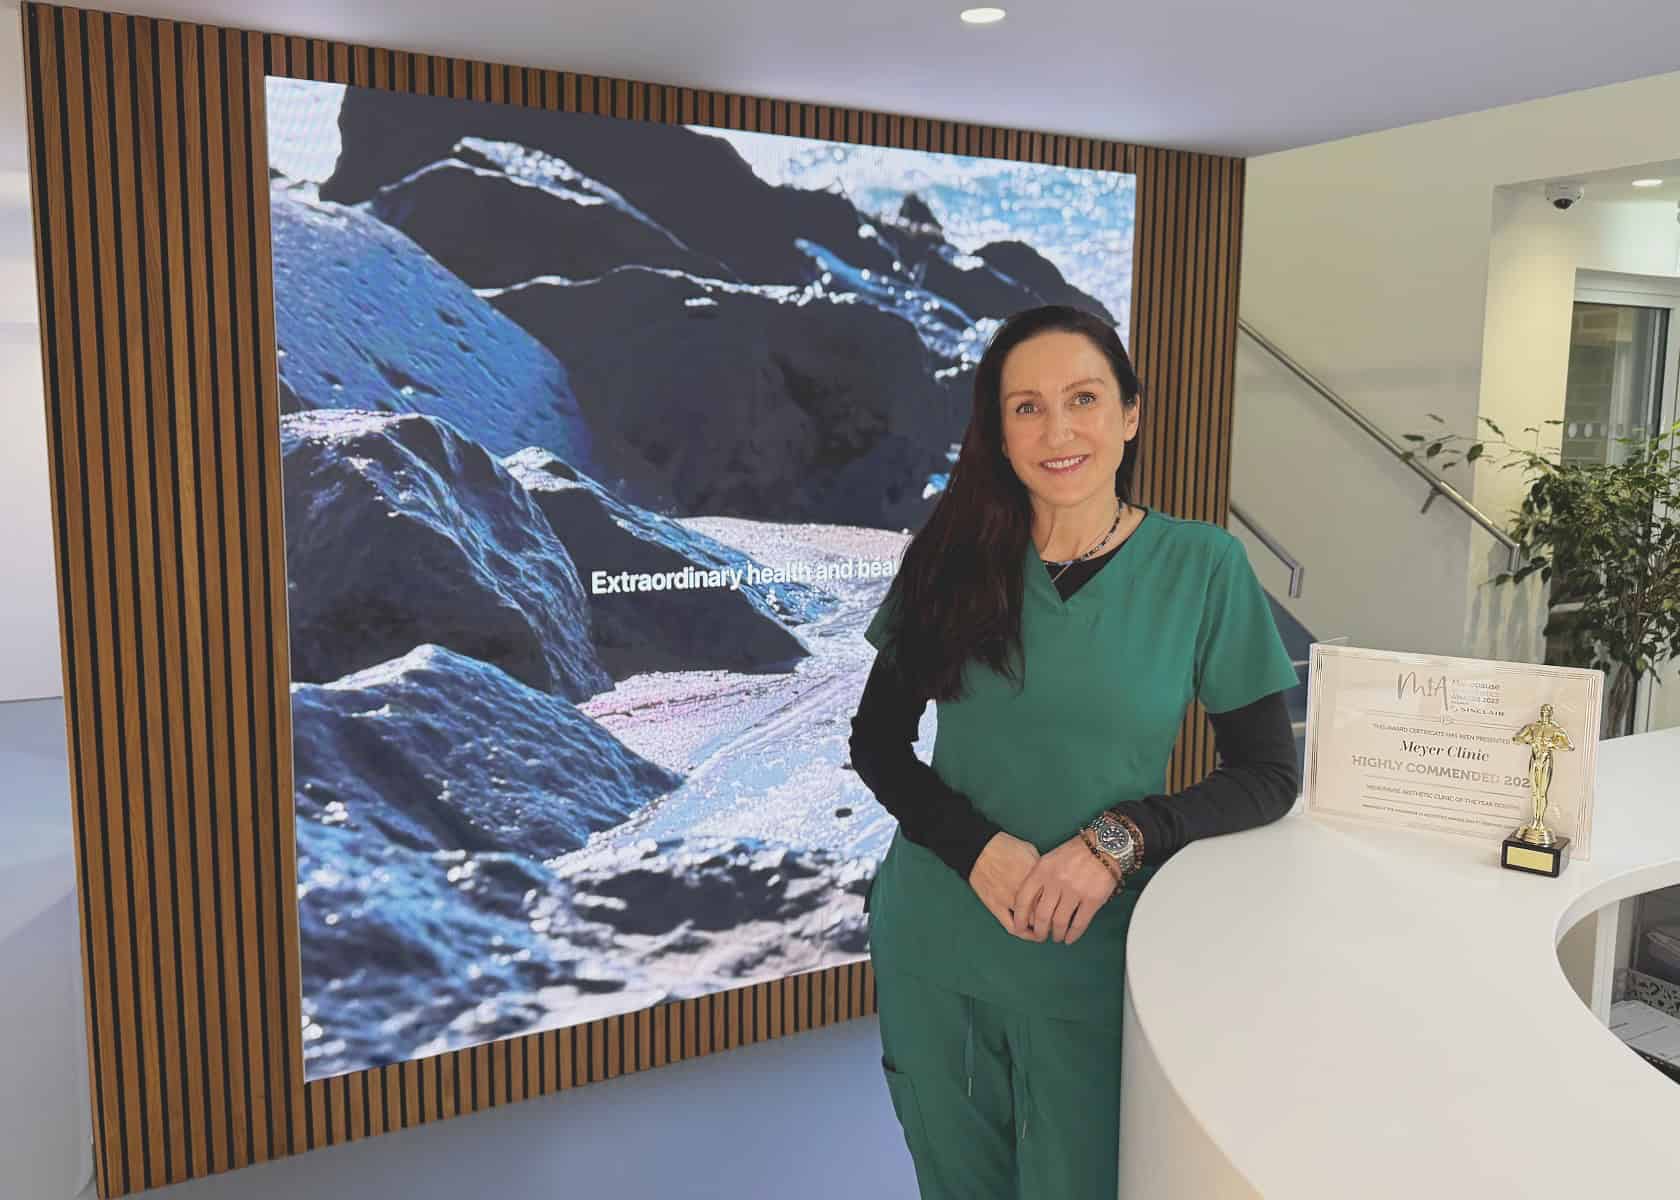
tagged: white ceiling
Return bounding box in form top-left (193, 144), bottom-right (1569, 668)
top-left (73, 0), bottom-right (1680, 158)
top-left (1562, 160), bottom-right (1680, 201)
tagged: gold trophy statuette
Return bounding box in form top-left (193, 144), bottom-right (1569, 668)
top-left (1501, 703), bottom-right (1576, 877)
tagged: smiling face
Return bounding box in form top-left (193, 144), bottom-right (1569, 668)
top-left (998, 330), bottom-right (1140, 514)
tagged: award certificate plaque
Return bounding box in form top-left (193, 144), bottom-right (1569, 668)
top-left (1301, 645), bottom-right (1603, 860)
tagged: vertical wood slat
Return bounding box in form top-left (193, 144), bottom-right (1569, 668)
top-left (49, 4), bottom-right (120, 1189)
top-left (24, 6), bottom-right (111, 1194)
top-left (102, 12), bottom-right (174, 1187)
top-left (174, 21), bottom-right (235, 1180)
top-left (85, 34), bottom-right (148, 1186)
top-left (151, 20), bottom-right (209, 1181)
top-left (193, 22), bottom-right (256, 1172)
top-left (122, 15), bottom-right (188, 1185)
top-left (22, 3), bottom-right (1240, 1194)
top-left (218, 24), bottom-right (274, 1169)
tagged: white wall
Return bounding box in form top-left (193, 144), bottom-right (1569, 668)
top-left (1477, 187), bottom-right (1680, 730)
top-left (1, 6), bottom-right (63, 702)
top-left (1230, 337), bottom-right (1480, 655)
top-left (1238, 68), bottom-right (1680, 664)
top-left (1477, 190), bottom-right (1680, 552)
top-left (1581, 197), bottom-right (1680, 278)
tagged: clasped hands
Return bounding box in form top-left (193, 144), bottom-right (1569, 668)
top-left (967, 830), bottom-right (1119, 946)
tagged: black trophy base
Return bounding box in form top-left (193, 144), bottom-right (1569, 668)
top-left (1501, 832), bottom-right (1571, 878)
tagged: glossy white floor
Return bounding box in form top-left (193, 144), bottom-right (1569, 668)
top-left (0, 697), bottom-right (914, 1200)
top-left (3, 697), bottom-right (89, 1200)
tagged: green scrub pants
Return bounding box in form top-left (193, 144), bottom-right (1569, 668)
top-left (876, 967), bottom-right (1123, 1199)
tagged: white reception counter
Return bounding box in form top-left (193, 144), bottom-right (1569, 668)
top-left (1119, 725), bottom-right (1680, 1198)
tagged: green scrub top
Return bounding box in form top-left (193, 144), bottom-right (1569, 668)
top-left (862, 511), bottom-right (1299, 1027)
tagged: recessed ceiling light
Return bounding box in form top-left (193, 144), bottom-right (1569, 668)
top-left (1632, 178), bottom-right (1664, 187)
top-left (961, 7), bottom-right (1007, 24)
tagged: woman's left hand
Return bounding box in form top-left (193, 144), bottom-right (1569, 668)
top-left (1010, 836), bottom-right (1118, 945)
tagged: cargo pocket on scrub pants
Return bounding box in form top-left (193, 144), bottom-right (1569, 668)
top-left (881, 1055), bottom-right (941, 1191)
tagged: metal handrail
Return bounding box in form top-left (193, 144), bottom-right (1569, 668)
top-left (1229, 501), bottom-right (1304, 598)
top-left (1237, 320), bottom-right (1523, 572)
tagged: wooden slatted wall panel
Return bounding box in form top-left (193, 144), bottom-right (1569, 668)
top-left (20, 3), bottom-right (1246, 1194)
top-left (1132, 149), bottom-right (1251, 791)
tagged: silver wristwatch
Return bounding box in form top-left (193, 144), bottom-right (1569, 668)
top-left (1085, 811), bottom-right (1138, 874)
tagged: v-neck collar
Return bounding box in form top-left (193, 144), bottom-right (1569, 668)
top-left (1025, 506), bottom-right (1157, 612)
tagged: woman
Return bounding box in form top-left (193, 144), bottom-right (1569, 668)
top-left (850, 304), bottom-right (1300, 1198)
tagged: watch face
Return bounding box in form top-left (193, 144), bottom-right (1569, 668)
top-left (1093, 820), bottom-right (1132, 857)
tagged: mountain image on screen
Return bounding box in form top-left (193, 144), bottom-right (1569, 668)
top-left (267, 78), bottom-right (1135, 1080)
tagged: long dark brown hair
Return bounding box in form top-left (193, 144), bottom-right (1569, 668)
top-left (888, 305), bottom-right (1143, 701)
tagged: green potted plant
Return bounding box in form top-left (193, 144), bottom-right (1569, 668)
top-left (1402, 416), bottom-right (1680, 738)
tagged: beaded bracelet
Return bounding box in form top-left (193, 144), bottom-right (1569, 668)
top-left (1077, 826), bottom-right (1125, 894)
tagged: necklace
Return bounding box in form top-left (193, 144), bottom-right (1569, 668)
top-left (1043, 503), bottom-right (1125, 584)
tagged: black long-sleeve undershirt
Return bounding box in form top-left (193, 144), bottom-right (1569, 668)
top-left (848, 540), bottom-right (1301, 880)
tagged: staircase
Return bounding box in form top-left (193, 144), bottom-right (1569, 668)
top-left (1230, 321), bottom-right (1524, 783)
